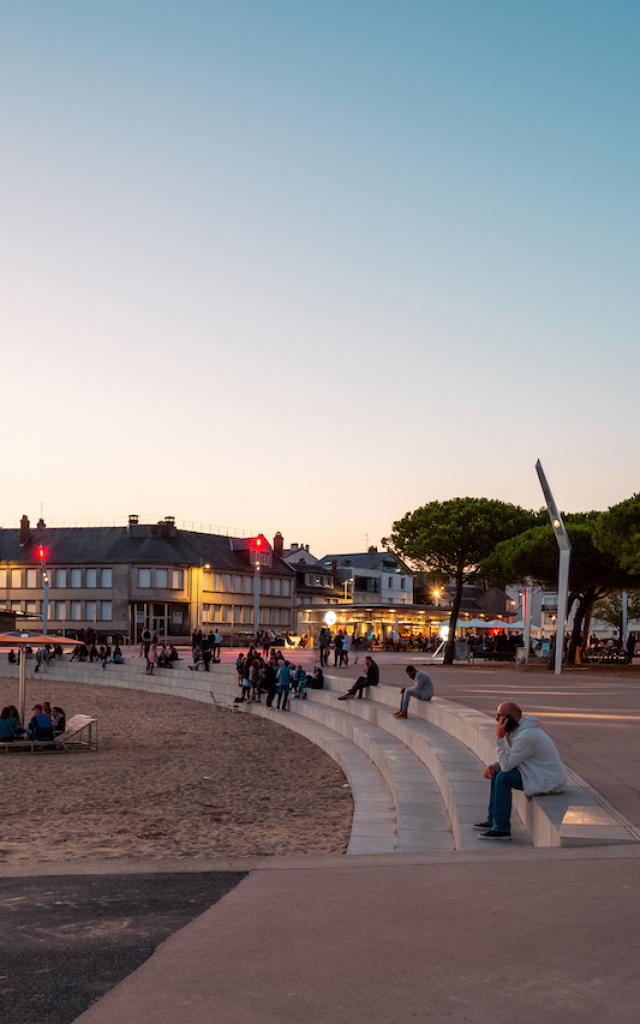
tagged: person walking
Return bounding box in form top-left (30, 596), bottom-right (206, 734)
top-left (201, 635), bottom-right (212, 672)
top-left (341, 632), bottom-right (350, 667)
top-left (146, 642), bottom-right (158, 675)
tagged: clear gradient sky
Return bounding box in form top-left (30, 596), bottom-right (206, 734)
top-left (2, 1), bottom-right (638, 553)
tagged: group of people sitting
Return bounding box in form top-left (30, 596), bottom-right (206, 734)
top-left (71, 642), bottom-right (124, 667)
top-left (235, 647), bottom-right (325, 710)
top-left (0, 701), bottom-right (66, 742)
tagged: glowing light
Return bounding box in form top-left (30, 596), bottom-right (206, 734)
top-left (324, 611), bottom-right (337, 626)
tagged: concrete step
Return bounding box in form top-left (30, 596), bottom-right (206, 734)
top-left (240, 705), bottom-right (399, 855)
top-left (305, 688), bottom-right (527, 850)
top-left (322, 674), bottom-right (639, 848)
top-left (285, 698), bottom-right (453, 852)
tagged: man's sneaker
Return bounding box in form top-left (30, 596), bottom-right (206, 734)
top-left (477, 829), bottom-right (511, 840)
top-left (473, 821), bottom-right (492, 830)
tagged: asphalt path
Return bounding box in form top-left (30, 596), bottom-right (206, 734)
top-left (0, 871), bottom-right (245, 1024)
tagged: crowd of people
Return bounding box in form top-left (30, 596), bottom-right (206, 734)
top-left (0, 700), bottom-right (66, 743)
top-left (233, 647), bottom-right (325, 710)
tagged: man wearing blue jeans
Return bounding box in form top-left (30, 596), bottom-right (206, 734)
top-left (476, 701), bottom-right (567, 840)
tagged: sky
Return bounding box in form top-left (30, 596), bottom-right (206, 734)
top-left (1, 1), bottom-right (638, 554)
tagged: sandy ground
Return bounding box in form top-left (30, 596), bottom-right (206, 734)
top-left (0, 678), bottom-right (352, 865)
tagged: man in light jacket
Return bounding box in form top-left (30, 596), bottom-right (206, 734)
top-left (476, 701), bottom-right (567, 840)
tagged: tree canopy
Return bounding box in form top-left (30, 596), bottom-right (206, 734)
top-left (385, 497), bottom-right (535, 663)
top-left (594, 494), bottom-right (640, 574)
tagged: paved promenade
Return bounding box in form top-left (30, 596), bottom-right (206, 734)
top-left (71, 849), bottom-right (640, 1024)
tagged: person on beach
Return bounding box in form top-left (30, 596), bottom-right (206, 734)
top-left (393, 665), bottom-right (434, 719)
top-left (475, 701), bottom-right (567, 840)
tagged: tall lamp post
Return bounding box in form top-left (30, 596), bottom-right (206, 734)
top-left (535, 460), bottom-right (571, 676)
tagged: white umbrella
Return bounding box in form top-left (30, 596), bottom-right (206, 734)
top-left (458, 618), bottom-right (488, 629)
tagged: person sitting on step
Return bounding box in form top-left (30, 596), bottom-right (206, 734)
top-left (338, 656), bottom-right (379, 700)
top-left (393, 665), bottom-right (434, 719)
top-left (475, 701), bottom-right (567, 841)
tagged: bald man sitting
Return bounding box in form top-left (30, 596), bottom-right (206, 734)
top-left (476, 701), bottom-right (567, 840)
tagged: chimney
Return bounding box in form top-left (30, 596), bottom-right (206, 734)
top-left (291, 542), bottom-right (299, 551)
top-left (273, 531), bottom-right (284, 555)
top-left (368, 545), bottom-right (378, 554)
top-left (19, 514), bottom-right (31, 546)
top-left (164, 516), bottom-right (175, 527)
top-left (36, 517), bottom-right (46, 529)
top-left (128, 514), bottom-right (139, 532)
top-left (305, 544), bottom-right (309, 552)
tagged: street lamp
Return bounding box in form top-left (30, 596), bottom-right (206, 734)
top-left (35, 544), bottom-right (50, 634)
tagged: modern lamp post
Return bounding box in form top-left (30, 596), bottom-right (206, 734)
top-left (535, 460), bottom-right (571, 676)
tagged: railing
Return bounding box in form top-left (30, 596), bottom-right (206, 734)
top-left (0, 517), bottom-right (257, 537)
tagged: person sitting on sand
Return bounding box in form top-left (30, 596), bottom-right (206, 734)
top-left (0, 707), bottom-right (18, 741)
top-left (52, 706), bottom-right (66, 734)
top-left (27, 704), bottom-right (54, 741)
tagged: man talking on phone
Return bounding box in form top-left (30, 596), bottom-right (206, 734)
top-left (476, 701), bottom-right (567, 840)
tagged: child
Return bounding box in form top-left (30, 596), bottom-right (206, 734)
top-left (293, 665), bottom-right (307, 699)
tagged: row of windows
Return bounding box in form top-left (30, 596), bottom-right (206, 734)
top-left (2, 600), bottom-right (113, 621)
top-left (386, 575), bottom-right (408, 590)
top-left (136, 568), bottom-right (185, 590)
top-left (0, 568), bottom-right (113, 589)
top-left (203, 572), bottom-right (291, 598)
top-left (202, 604), bottom-right (291, 626)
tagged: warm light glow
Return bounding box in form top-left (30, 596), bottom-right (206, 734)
top-left (324, 611), bottom-right (337, 626)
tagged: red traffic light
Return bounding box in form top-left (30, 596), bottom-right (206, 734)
top-left (249, 534), bottom-right (269, 552)
top-left (35, 544), bottom-right (48, 562)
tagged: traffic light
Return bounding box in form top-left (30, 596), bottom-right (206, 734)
top-left (249, 535), bottom-right (266, 551)
top-left (35, 544), bottom-right (48, 563)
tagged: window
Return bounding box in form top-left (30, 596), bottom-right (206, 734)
top-left (202, 571), bottom-right (213, 592)
top-left (11, 569), bottom-right (22, 588)
top-left (0, 569), bottom-right (6, 587)
top-left (101, 601), bottom-right (112, 621)
top-left (70, 568), bottom-right (82, 588)
top-left (222, 574), bottom-right (231, 592)
top-left (213, 604), bottom-right (223, 622)
top-left (55, 569), bottom-right (67, 588)
top-left (26, 568), bottom-right (38, 588)
top-left (387, 576), bottom-right (394, 589)
top-left (85, 601), bottom-right (96, 622)
top-left (71, 601), bottom-right (82, 621)
top-left (214, 573), bottom-right (223, 592)
top-left (242, 575), bottom-right (252, 594)
top-left (26, 600), bottom-right (39, 615)
top-left (282, 579), bottom-right (290, 598)
top-left (138, 568), bottom-right (151, 588)
top-left (273, 578), bottom-right (281, 597)
top-left (101, 568), bottom-right (113, 588)
top-left (262, 607), bottom-right (271, 624)
top-left (271, 607), bottom-right (280, 625)
top-left (55, 601), bottom-right (67, 620)
top-left (400, 577), bottom-right (406, 590)
top-left (172, 569), bottom-right (184, 589)
top-left (202, 604), bottom-right (211, 623)
top-left (233, 575), bottom-right (242, 593)
top-left (86, 569), bottom-right (97, 588)
top-left (262, 577), bottom-right (272, 596)
top-left (156, 569), bottom-right (168, 588)
top-left (11, 600), bottom-right (23, 612)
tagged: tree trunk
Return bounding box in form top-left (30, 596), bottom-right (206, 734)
top-left (566, 597), bottom-right (584, 665)
top-left (443, 570), bottom-right (464, 666)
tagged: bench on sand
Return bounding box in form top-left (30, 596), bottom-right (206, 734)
top-left (0, 714), bottom-right (98, 754)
